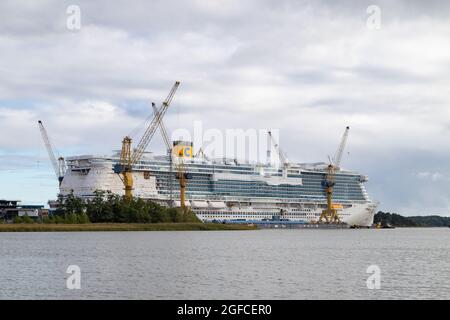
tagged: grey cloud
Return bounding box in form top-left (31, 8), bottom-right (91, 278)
top-left (0, 0), bottom-right (449, 215)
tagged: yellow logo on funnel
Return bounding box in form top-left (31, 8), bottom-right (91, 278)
top-left (173, 145), bottom-right (192, 158)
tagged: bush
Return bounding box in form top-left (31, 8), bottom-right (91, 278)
top-left (54, 190), bottom-right (201, 224)
top-left (22, 214), bottom-right (33, 223)
top-left (42, 216), bottom-right (51, 224)
top-left (184, 210), bottom-right (201, 223)
top-left (77, 213), bottom-right (90, 224)
top-left (14, 216), bottom-right (23, 224)
top-left (65, 213), bottom-right (78, 224)
top-left (53, 215), bottom-right (64, 224)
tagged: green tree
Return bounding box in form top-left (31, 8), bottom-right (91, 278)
top-left (54, 189), bottom-right (201, 224)
top-left (166, 208), bottom-right (184, 222)
top-left (53, 215), bottom-right (64, 224)
top-left (183, 209), bottom-right (201, 223)
top-left (65, 212), bottom-right (78, 224)
top-left (77, 212), bottom-right (90, 224)
top-left (22, 214), bottom-right (33, 224)
top-left (14, 216), bottom-right (23, 224)
top-left (374, 211), bottom-right (416, 227)
top-left (64, 191), bottom-right (85, 215)
top-left (86, 190), bottom-right (108, 222)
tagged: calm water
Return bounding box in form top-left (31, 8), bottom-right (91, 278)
top-left (0, 228), bottom-right (449, 299)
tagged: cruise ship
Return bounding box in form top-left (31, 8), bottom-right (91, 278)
top-left (59, 144), bottom-right (377, 227)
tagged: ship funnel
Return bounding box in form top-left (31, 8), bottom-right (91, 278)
top-left (172, 140), bottom-right (193, 158)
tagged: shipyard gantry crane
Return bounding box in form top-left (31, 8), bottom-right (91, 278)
top-left (318, 126), bottom-right (350, 224)
top-left (38, 120), bottom-right (66, 186)
top-left (114, 81), bottom-right (180, 200)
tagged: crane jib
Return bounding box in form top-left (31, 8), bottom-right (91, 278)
top-left (131, 81), bottom-right (180, 164)
top-left (152, 102), bottom-right (171, 152)
top-left (38, 120), bottom-right (66, 184)
top-left (117, 81), bottom-right (180, 200)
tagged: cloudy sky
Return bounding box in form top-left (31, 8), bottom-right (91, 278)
top-left (0, 0), bottom-right (449, 216)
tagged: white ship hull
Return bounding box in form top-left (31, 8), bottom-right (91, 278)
top-left (60, 155), bottom-right (377, 227)
top-left (193, 201), bottom-right (376, 227)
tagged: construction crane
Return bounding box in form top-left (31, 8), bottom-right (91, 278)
top-left (268, 131), bottom-right (288, 167)
top-left (175, 148), bottom-right (188, 213)
top-left (114, 81), bottom-right (180, 199)
top-left (332, 126), bottom-right (350, 170)
top-left (144, 99), bottom-right (191, 212)
top-left (318, 126), bottom-right (350, 224)
top-left (152, 102), bottom-right (171, 155)
top-left (151, 100), bottom-right (189, 211)
top-left (38, 120), bottom-right (65, 186)
top-left (151, 101), bottom-right (175, 203)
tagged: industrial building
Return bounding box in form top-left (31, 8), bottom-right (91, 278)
top-left (0, 200), bottom-right (45, 222)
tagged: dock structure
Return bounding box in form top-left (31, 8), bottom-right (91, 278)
top-left (224, 219), bottom-right (350, 229)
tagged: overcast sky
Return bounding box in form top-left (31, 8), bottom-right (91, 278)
top-left (0, 0), bottom-right (449, 216)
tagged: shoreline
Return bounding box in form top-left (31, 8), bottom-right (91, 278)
top-left (0, 223), bottom-right (257, 232)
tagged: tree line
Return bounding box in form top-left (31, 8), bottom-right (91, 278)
top-left (374, 211), bottom-right (450, 227)
top-left (15, 190), bottom-right (199, 224)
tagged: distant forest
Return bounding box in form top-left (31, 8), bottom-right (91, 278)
top-left (374, 211), bottom-right (450, 227)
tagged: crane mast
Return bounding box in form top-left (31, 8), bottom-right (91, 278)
top-left (318, 126), bottom-right (350, 224)
top-left (175, 148), bottom-right (187, 213)
top-left (38, 120), bottom-right (65, 185)
top-left (118, 136), bottom-right (133, 198)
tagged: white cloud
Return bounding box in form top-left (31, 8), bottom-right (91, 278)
top-left (416, 171), bottom-right (445, 182)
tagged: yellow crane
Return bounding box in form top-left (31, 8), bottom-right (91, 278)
top-left (152, 99), bottom-right (191, 214)
top-left (172, 141), bottom-right (193, 213)
top-left (114, 81), bottom-right (180, 199)
top-left (318, 126), bottom-right (350, 224)
top-left (176, 148), bottom-right (187, 213)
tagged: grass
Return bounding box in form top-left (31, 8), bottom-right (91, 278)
top-left (0, 222), bottom-right (257, 232)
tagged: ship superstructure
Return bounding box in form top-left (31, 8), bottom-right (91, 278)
top-left (43, 82), bottom-right (376, 227)
top-left (60, 152), bottom-right (377, 226)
